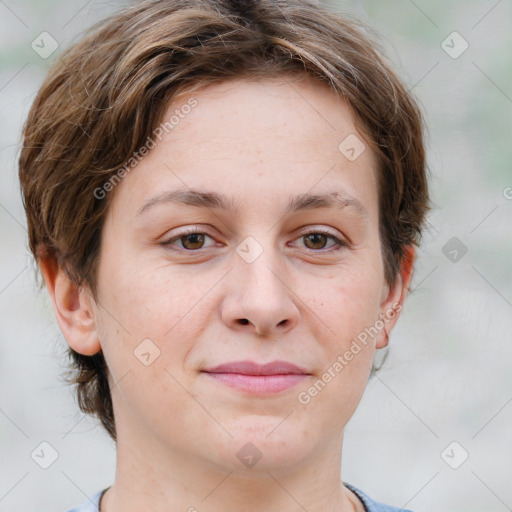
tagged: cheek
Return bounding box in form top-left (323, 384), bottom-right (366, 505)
top-left (297, 278), bottom-right (379, 430)
top-left (98, 247), bottom-right (206, 334)
top-left (95, 254), bottom-right (218, 384)
top-left (302, 263), bottom-right (381, 394)
top-left (310, 262), bottom-right (383, 343)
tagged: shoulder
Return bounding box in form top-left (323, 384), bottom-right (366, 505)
top-left (64, 489), bottom-right (106, 512)
top-left (345, 482), bottom-right (416, 512)
top-left (67, 485), bottom-right (414, 512)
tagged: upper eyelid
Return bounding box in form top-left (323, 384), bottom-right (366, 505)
top-left (163, 225), bottom-right (344, 240)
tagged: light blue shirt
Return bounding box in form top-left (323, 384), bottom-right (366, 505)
top-left (66, 483), bottom-right (415, 512)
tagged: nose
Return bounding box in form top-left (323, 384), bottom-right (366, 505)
top-left (220, 250), bottom-right (300, 337)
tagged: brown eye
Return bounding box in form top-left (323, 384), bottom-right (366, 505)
top-left (161, 230), bottom-right (216, 251)
top-left (303, 233), bottom-right (329, 250)
top-left (291, 230), bottom-right (347, 252)
top-left (180, 233), bottom-right (206, 250)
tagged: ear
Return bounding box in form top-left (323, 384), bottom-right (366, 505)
top-left (38, 255), bottom-right (101, 356)
top-left (375, 245), bottom-right (416, 349)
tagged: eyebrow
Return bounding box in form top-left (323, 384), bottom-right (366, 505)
top-left (137, 188), bottom-right (368, 221)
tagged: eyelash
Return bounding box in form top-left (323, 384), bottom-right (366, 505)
top-left (160, 227), bottom-right (348, 253)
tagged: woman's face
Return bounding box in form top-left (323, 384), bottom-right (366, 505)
top-left (92, 77), bottom-right (407, 473)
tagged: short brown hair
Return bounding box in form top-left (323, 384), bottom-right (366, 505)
top-left (19, 0), bottom-right (430, 441)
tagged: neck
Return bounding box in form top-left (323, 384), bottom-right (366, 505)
top-left (101, 427), bottom-right (360, 512)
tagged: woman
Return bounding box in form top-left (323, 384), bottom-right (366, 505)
top-left (18, 0), bottom-right (430, 510)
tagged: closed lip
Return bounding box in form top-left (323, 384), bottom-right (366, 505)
top-left (202, 360), bottom-right (311, 376)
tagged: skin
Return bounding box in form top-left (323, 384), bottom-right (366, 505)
top-left (41, 76), bottom-right (414, 512)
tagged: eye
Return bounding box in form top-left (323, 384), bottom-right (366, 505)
top-left (161, 228), bottom-right (217, 251)
top-left (160, 227), bottom-right (348, 253)
top-left (291, 230), bottom-right (347, 251)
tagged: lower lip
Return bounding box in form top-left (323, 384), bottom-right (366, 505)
top-left (202, 372), bottom-right (309, 394)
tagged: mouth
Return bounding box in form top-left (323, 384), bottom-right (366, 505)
top-left (201, 360), bottom-right (311, 395)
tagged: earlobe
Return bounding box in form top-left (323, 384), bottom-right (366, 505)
top-left (38, 256), bottom-right (101, 356)
top-left (375, 245), bottom-right (416, 349)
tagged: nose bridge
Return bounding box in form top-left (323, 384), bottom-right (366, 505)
top-left (241, 246), bottom-right (282, 295)
top-left (236, 234), bottom-right (287, 305)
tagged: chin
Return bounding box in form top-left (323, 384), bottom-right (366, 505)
top-left (208, 418), bottom-right (314, 473)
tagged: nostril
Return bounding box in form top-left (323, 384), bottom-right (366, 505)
top-left (239, 318), bottom-right (249, 325)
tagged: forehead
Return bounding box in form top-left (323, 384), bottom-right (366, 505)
top-left (169, 76), bottom-right (363, 155)
top-left (108, 76), bottom-right (379, 219)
